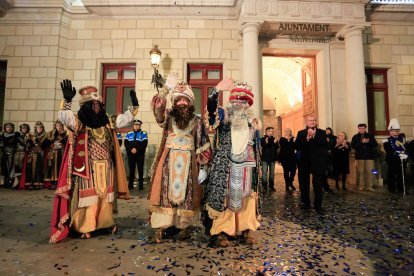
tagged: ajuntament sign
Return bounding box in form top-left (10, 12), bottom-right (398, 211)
top-left (279, 23), bottom-right (330, 33)
top-left (277, 22), bottom-right (336, 43)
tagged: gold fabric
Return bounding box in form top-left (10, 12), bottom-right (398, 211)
top-left (150, 212), bottom-right (198, 230)
top-left (93, 160), bottom-right (108, 197)
top-left (71, 198), bottom-right (114, 233)
top-left (210, 194), bottom-right (260, 237)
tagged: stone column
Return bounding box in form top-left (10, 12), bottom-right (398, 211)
top-left (342, 26), bottom-right (368, 135)
top-left (241, 22), bottom-right (263, 123)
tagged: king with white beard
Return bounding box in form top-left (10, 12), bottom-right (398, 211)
top-left (204, 78), bottom-right (262, 247)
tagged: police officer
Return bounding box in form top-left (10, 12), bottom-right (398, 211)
top-left (124, 120), bottom-right (148, 190)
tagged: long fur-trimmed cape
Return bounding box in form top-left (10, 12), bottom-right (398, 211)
top-left (205, 107), bottom-right (262, 219)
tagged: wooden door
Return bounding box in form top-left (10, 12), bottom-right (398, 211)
top-left (301, 58), bottom-right (317, 119)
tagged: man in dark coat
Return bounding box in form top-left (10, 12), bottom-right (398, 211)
top-left (124, 119), bottom-right (148, 190)
top-left (351, 123), bottom-right (378, 191)
top-left (260, 127), bottom-right (279, 191)
top-left (295, 115), bottom-right (329, 212)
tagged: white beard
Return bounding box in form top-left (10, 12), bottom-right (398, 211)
top-left (227, 106), bottom-right (251, 155)
top-left (227, 106), bottom-right (251, 130)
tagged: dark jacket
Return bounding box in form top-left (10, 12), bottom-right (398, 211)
top-left (383, 135), bottom-right (407, 163)
top-left (332, 141), bottom-right (351, 174)
top-left (124, 130), bottom-right (148, 157)
top-left (278, 136), bottom-right (296, 168)
top-left (327, 134), bottom-right (337, 151)
top-left (295, 127), bottom-right (329, 174)
top-left (351, 132), bottom-right (378, 160)
top-left (260, 135), bottom-right (279, 162)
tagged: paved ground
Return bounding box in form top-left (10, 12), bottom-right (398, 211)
top-left (0, 168), bottom-right (413, 275)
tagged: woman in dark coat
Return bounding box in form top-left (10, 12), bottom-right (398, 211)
top-left (332, 132), bottom-right (351, 190)
top-left (278, 128), bottom-right (297, 191)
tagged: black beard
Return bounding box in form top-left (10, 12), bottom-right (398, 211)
top-left (170, 105), bottom-right (195, 130)
top-left (78, 101), bottom-right (109, 129)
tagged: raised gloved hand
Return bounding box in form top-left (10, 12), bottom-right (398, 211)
top-left (130, 90), bottom-right (139, 106)
top-left (208, 87), bottom-right (219, 101)
top-left (198, 169), bottom-right (208, 184)
top-left (399, 153), bottom-right (408, 160)
top-left (60, 79), bottom-right (76, 102)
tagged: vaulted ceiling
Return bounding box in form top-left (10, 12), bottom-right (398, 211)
top-left (262, 56), bottom-right (310, 116)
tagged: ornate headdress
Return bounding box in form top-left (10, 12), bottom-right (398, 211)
top-left (54, 119), bottom-right (63, 126)
top-left (3, 122), bottom-right (15, 131)
top-left (229, 82), bottom-right (254, 106)
top-left (78, 86), bottom-right (102, 105)
top-left (171, 82), bottom-right (194, 105)
top-left (35, 121), bottom-right (44, 129)
top-left (19, 123), bottom-right (30, 132)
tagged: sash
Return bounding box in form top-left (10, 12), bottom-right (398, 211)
top-left (72, 132), bottom-right (90, 179)
top-left (228, 145), bottom-right (256, 212)
top-left (165, 134), bottom-right (194, 205)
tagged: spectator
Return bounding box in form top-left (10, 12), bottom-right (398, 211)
top-left (278, 128), bottom-right (297, 192)
top-left (351, 123), bottom-right (378, 192)
top-left (260, 127), bottom-right (279, 192)
top-left (296, 115), bottom-right (329, 213)
top-left (0, 123), bottom-right (20, 188)
top-left (332, 132), bottom-right (351, 190)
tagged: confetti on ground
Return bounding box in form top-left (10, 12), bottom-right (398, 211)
top-left (0, 175), bottom-right (413, 275)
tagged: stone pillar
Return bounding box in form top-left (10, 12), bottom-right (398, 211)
top-left (343, 26), bottom-right (368, 135)
top-left (241, 22), bottom-right (263, 124)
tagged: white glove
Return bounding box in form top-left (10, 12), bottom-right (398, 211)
top-left (165, 72), bottom-right (178, 91)
top-left (198, 169), bottom-right (207, 184)
top-left (399, 153), bottom-right (408, 160)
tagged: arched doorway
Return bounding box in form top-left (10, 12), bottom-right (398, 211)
top-left (262, 55), bottom-right (317, 138)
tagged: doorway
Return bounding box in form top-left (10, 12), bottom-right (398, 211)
top-left (262, 55), bottom-right (317, 138)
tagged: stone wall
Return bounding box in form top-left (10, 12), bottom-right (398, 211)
top-left (0, 8), bottom-right (241, 145)
top-left (364, 22), bottom-right (414, 138)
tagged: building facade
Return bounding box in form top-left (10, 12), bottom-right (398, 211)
top-left (0, 0), bottom-right (413, 147)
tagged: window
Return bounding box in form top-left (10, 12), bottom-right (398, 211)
top-left (187, 63), bottom-right (223, 117)
top-left (365, 68), bottom-right (389, 135)
top-left (102, 64), bottom-right (136, 116)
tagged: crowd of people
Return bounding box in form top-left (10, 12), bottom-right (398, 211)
top-left (0, 120), bottom-right (68, 190)
top-left (0, 75), bottom-right (413, 248)
top-left (260, 118), bottom-right (414, 209)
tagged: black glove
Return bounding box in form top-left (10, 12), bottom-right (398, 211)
top-left (207, 88), bottom-right (219, 115)
top-left (130, 90), bottom-right (139, 106)
top-left (151, 71), bottom-right (165, 90)
top-left (60, 79), bottom-right (76, 102)
top-left (208, 87), bottom-right (219, 101)
top-left (54, 130), bottom-right (59, 138)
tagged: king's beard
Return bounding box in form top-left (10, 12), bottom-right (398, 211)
top-left (227, 105), bottom-right (251, 130)
top-left (170, 105), bottom-right (195, 130)
top-left (77, 101), bottom-right (109, 129)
